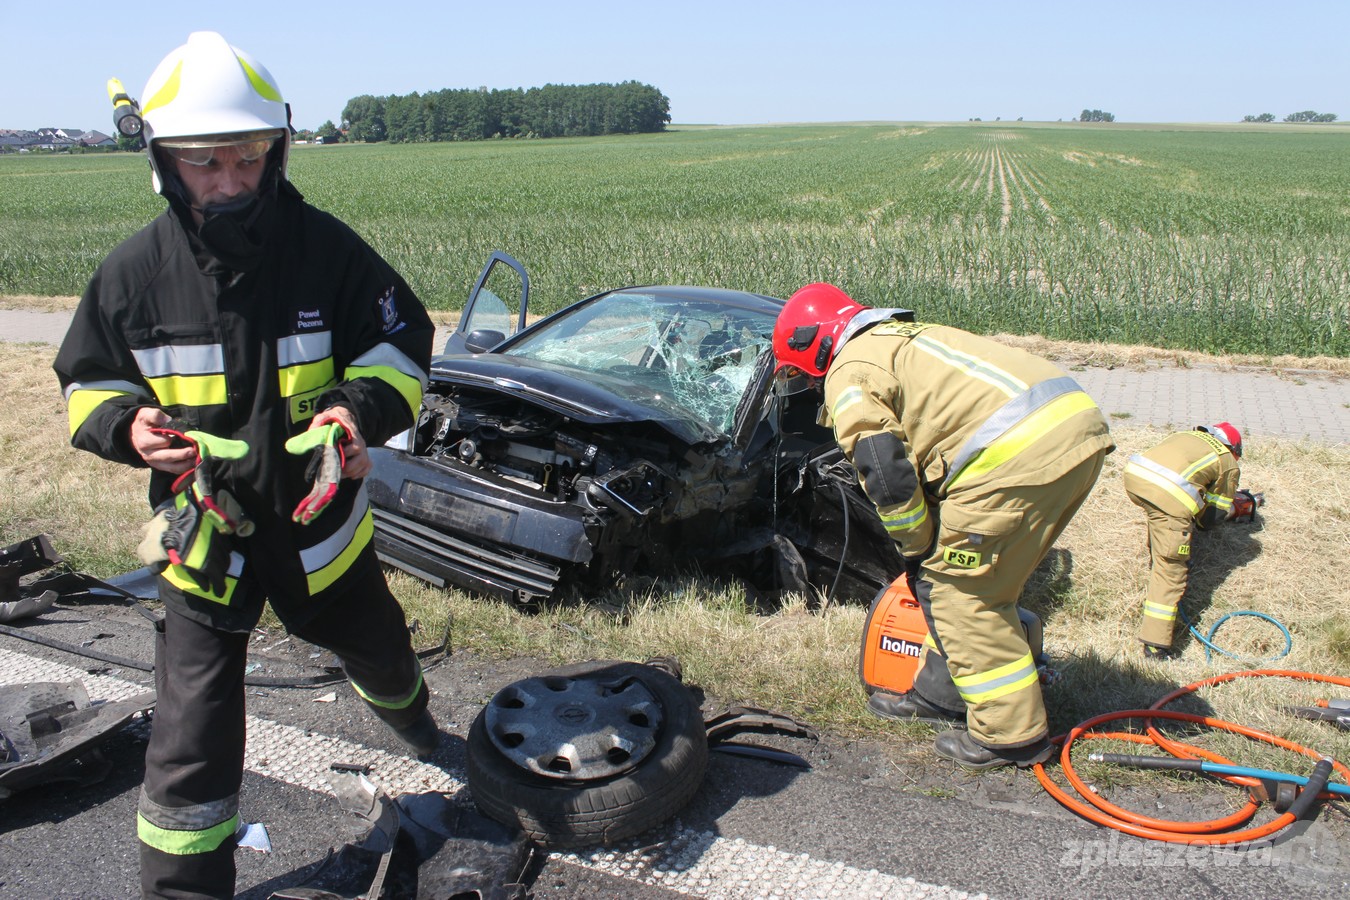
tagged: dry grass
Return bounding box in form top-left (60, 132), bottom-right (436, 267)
top-left (0, 294), bottom-right (82, 313)
top-left (5, 341), bottom-right (1348, 778)
top-left (994, 333), bottom-right (1350, 378)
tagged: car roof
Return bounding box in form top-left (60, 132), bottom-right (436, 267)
top-left (599, 284), bottom-right (785, 314)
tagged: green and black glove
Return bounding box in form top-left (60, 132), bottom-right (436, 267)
top-left (285, 421), bottom-right (347, 525)
top-left (137, 426), bottom-right (252, 595)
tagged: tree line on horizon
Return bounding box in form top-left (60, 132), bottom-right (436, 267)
top-left (338, 82), bottom-right (671, 143)
top-left (1242, 110), bottom-right (1338, 123)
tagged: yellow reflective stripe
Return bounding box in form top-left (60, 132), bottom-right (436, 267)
top-left (137, 812), bottom-right (238, 856)
top-left (279, 359), bottom-right (336, 397)
top-left (947, 391), bottom-right (1097, 490)
top-left (1206, 493), bottom-right (1233, 510)
top-left (953, 653), bottom-right (1039, 703)
top-left (350, 663), bottom-right (425, 710)
top-left (879, 496), bottom-right (928, 534)
top-left (912, 335), bottom-right (1027, 397)
top-left (1143, 601), bottom-right (1177, 622)
top-left (140, 61), bottom-right (182, 116)
top-left (922, 633), bottom-right (938, 650)
top-left (1124, 461), bottom-right (1203, 516)
top-left (238, 58), bottom-right (283, 102)
top-left (305, 507), bottom-right (374, 595)
top-left (346, 364), bottom-right (423, 418)
top-left (146, 374), bottom-right (228, 408)
top-left (67, 388), bottom-right (131, 437)
top-left (162, 551), bottom-right (244, 605)
top-left (1180, 453), bottom-right (1219, 480)
top-left (831, 385), bottom-right (864, 420)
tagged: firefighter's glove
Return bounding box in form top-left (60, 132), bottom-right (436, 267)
top-left (150, 425), bottom-right (255, 536)
top-left (137, 490), bottom-right (243, 596)
top-left (1229, 489), bottom-right (1265, 524)
top-left (285, 422), bottom-right (347, 525)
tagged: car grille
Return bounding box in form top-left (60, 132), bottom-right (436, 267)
top-left (372, 507), bottom-right (562, 603)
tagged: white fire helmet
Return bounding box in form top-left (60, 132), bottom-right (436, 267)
top-left (139, 31), bottom-right (291, 195)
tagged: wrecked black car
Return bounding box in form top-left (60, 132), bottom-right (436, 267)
top-left (366, 253), bottom-right (902, 604)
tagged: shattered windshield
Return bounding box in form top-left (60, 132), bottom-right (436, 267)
top-left (502, 292), bottom-right (775, 433)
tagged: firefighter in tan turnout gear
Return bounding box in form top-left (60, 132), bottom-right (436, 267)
top-left (772, 283), bottom-right (1114, 769)
top-left (54, 33), bottom-right (438, 897)
top-left (1123, 424), bottom-right (1245, 659)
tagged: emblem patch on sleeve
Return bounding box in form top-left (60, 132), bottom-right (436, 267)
top-left (378, 286), bottom-right (406, 335)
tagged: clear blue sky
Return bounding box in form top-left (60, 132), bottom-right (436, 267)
top-left (8, 1), bottom-right (1348, 132)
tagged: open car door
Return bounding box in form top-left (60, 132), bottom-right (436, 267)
top-left (442, 252), bottom-right (530, 355)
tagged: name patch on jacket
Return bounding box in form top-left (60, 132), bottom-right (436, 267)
top-left (378, 286), bottom-right (406, 335)
top-left (871, 321), bottom-right (938, 339)
top-left (297, 309), bottom-right (325, 329)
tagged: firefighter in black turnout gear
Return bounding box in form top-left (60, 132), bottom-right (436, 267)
top-left (54, 32), bottom-right (438, 898)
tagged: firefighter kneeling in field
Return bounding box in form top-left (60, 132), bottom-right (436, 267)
top-left (1123, 424), bottom-right (1246, 660)
top-left (771, 284), bottom-right (1115, 769)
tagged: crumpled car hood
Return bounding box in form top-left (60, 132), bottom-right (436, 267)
top-left (428, 354), bottom-right (724, 447)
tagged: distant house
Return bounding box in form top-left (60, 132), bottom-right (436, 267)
top-left (0, 127), bottom-right (120, 152)
top-left (76, 130), bottom-right (116, 148)
top-left (0, 129), bottom-right (39, 152)
top-left (33, 128), bottom-right (77, 150)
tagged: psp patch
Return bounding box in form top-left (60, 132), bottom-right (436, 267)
top-left (942, 546), bottom-right (983, 568)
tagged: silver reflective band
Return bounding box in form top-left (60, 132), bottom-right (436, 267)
top-left (941, 376), bottom-right (1085, 493)
top-left (1125, 454), bottom-right (1204, 508)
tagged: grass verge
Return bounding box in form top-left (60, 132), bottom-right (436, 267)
top-left (4, 341), bottom-right (1347, 789)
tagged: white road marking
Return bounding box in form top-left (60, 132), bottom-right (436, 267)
top-left (0, 646), bottom-right (981, 899)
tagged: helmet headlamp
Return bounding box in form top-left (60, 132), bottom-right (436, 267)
top-left (106, 78), bottom-right (144, 141)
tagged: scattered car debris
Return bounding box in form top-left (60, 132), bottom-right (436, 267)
top-left (0, 681), bottom-right (155, 800)
top-left (270, 768), bottom-right (530, 899)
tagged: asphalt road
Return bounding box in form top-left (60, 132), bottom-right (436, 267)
top-left (1, 593), bottom-right (1346, 899)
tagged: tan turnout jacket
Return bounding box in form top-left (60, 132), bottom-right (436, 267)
top-left (1123, 431), bottom-right (1241, 528)
top-left (823, 321), bottom-right (1114, 559)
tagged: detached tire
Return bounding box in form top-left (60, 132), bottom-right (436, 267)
top-left (465, 659), bottom-right (708, 849)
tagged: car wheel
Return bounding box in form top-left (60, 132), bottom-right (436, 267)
top-left (465, 659), bottom-right (708, 849)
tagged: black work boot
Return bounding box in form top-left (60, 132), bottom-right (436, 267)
top-left (933, 729), bottom-right (1054, 770)
top-left (867, 690), bottom-right (967, 728)
top-left (390, 709), bottom-right (440, 759)
top-left (1142, 644), bottom-right (1178, 661)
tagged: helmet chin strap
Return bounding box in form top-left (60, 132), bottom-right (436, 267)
top-left (192, 193), bottom-right (259, 218)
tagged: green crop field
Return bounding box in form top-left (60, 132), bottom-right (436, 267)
top-left (2, 122), bottom-right (1346, 356)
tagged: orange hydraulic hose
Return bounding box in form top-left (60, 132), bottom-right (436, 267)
top-left (1034, 669), bottom-right (1350, 845)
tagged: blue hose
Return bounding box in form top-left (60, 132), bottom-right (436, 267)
top-left (1179, 606), bottom-right (1293, 663)
top-left (1095, 753), bottom-right (1350, 798)
top-left (1199, 761), bottom-right (1349, 796)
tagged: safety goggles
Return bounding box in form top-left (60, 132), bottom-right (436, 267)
top-left (158, 131), bottom-right (280, 167)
